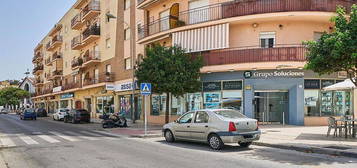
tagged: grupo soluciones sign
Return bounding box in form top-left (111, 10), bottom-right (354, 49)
top-left (244, 70), bottom-right (304, 79)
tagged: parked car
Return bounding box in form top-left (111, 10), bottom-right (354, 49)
top-left (163, 109), bottom-right (261, 150)
top-left (53, 108), bottom-right (69, 121)
top-left (20, 108), bottom-right (37, 120)
top-left (0, 109), bottom-right (10, 114)
top-left (36, 108), bottom-right (47, 117)
top-left (64, 109), bottom-right (90, 124)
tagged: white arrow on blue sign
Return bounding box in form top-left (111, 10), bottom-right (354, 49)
top-left (140, 83), bottom-right (152, 95)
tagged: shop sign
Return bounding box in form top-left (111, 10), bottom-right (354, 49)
top-left (115, 81), bottom-right (138, 92)
top-left (203, 82), bottom-right (221, 92)
top-left (105, 84), bottom-right (115, 91)
top-left (53, 86), bottom-right (62, 93)
top-left (61, 93), bottom-right (74, 99)
top-left (321, 80), bottom-right (335, 88)
top-left (244, 70), bottom-right (304, 79)
top-left (223, 81), bottom-right (242, 90)
top-left (304, 79), bottom-right (320, 89)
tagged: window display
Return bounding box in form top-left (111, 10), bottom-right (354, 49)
top-left (151, 94), bottom-right (166, 116)
top-left (321, 91), bottom-right (333, 116)
top-left (304, 90), bottom-right (320, 116)
top-left (171, 96), bottom-right (186, 115)
top-left (203, 92), bottom-right (221, 109)
top-left (120, 95), bottom-right (132, 119)
top-left (334, 91), bottom-right (351, 116)
top-left (187, 93), bottom-right (202, 111)
top-left (96, 96), bottom-right (114, 114)
top-left (222, 91), bottom-right (242, 112)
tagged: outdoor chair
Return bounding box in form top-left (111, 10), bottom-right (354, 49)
top-left (327, 117), bottom-right (343, 137)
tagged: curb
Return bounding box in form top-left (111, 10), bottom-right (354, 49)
top-left (252, 142), bottom-right (357, 159)
top-left (130, 134), bottom-right (162, 138)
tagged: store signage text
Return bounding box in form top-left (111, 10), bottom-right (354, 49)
top-left (244, 70), bottom-right (304, 79)
top-left (53, 86), bottom-right (62, 93)
top-left (115, 81), bottom-right (138, 92)
top-left (61, 93), bottom-right (74, 99)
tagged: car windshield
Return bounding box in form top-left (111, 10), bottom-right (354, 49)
top-left (214, 110), bottom-right (247, 119)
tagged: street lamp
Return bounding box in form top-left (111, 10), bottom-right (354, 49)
top-left (107, 13), bottom-right (137, 123)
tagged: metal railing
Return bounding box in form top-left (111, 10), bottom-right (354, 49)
top-left (82, 72), bottom-right (115, 86)
top-left (194, 44), bottom-right (307, 66)
top-left (71, 57), bottom-right (84, 68)
top-left (52, 70), bottom-right (63, 76)
top-left (52, 52), bottom-right (62, 60)
top-left (138, 0), bottom-right (355, 39)
top-left (82, 25), bottom-right (100, 40)
top-left (81, 0), bottom-right (100, 18)
top-left (63, 82), bottom-right (81, 91)
top-left (71, 35), bottom-right (82, 48)
top-left (71, 13), bottom-right (81, 28)
top-left (83, 51), bottom-right (100, 63)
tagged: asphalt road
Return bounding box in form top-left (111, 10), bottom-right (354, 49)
top-left (0, 114), bottom-right (357, 168)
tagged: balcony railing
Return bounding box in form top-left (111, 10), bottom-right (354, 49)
top-left (52, 70), bottom-right (63, 77)
top-left (33, 65), bottom-right (44, 74)
top-left (196, 45), bottom-right (306, 66)
top-left (45, 57), bottom-right (52, 65)
top-left (138, 0), bottom-right (354, 39)
top-left (82, 72), bottom-right (115, 86)
top-left (71, 57), bottom-right (84, 69)
top-left (71, 36), bottom-right (82, 49)
top-left (52, 52), bottom-right (62, 60)
top-left (81, 0), bottom-right (100, 21)
top-left (82, 25), bottom-right (100, 41)
top-left (46, 35), bottom-right (63, 50)
top-left (63, 82), bottom-right (81, 91)
top-left (83, 51), bottom-right (100, 63)
top-left (71, 13), bottom-right (82, 29)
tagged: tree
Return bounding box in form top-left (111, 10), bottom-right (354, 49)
top-left (0, 87), bottom-right (30, 107)
top-left (135, 44), bottom-right (203, 123)
top-left (305, 5), bottom-right (357, 86)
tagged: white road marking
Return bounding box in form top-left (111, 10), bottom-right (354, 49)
top-left (18, 134), bottom-right (39, 145)
top-left (92, 130), bottom-right (121, 137)
top-left (49, 131), bottom-right (80, 142)
top-left (81, 131), bottom-right (117, 140)
top-left (0, 134), bottom-right (16, 147)
top-left (65, 131), bottom-right (100, 141)
top-left (34, 132), bottom-right (60, 143)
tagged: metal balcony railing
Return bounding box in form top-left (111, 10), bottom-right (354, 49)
top-left (71, 36), bottom-right (82, 48)
top-left (194, 44), bottom-right (307, 66)
top-left (83, 51), bottom-right (100, 63)
top-left (138, 0), bottom-right (355, 39)
top-left (81, 0), bottom-right (100, 18)
top-left (82, 72), bottom-right (115, 86)
top-left (82, 25), bottom-right (100, 40)
top-left (71, 13), bottom-right (81, 27)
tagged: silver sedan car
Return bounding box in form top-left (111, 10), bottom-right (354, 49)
top-left (163, 109), bottom-right (261, 150)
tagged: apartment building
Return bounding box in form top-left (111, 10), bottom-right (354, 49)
top-left (136, 0), bottom-right (355, 125)
top-left (32, 0), bottom-right (145, 121)
top-left (32, 0), bottom-right (355, 126)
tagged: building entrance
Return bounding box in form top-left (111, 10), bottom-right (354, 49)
top-left (254, 91), bottom-right (289, 124)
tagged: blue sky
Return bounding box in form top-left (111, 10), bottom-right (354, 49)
top-left (0, 0), bottom-right (76, 81)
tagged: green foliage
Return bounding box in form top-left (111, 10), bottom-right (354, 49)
top-left (0, 87), bottom-right (30, 106)
top-left (305, 5), bottom-right (357, 86)
top-left (135, 44), bottom-right (203, 97)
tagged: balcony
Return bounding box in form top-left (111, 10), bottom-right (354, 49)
top-left (138, 0), bottom-right (355, 40)
top-left (71, 36), bottom-right (83, 50)
top-left (82, 51), bottom-right (101, 68)
top-left (33, 65), bottom-right (44, 75)
top-left (197, 45), bottom-right (306, 66)
top-left (81, 0), bottom-right (100, 22)
top-left (52, 52), bottom-right (62, 62)
top-left (51, 70), bottom-right (63, 79)
top-left (46, 35), bottom-right (63, 51)
top-left (71, 57), bottom-right (83, 70)
top-left (63, 82), bottom-right (81, 91)
top-left (82, 72), bottom-right (115, 87)
top-left (35, 79), bottom-right (44, 86)
top-left (32, 52), bottom-right (43, 63)
top-left (71, 13), bottom-right (84, 30)
top-left (45, 57), bottom-right (52, 66)
top-left (82, 24), bottom-right (100, 45)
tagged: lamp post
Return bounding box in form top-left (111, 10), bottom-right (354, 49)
top-left (107, 13), bottom-right (136, 123)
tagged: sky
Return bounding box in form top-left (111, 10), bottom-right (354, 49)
top-left (0, 0), bottom-right (76, 81)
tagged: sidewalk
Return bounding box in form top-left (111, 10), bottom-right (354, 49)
top-left (106, 122), bottom-right (163, 138)
top-left (254, 125), bottom-right (357, 158)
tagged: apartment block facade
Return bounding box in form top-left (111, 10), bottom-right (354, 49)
top-left (33, 0), bottom-right (356, 126)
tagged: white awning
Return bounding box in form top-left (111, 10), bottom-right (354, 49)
top-left (172, 23), bottom-right (229, 53)
top-left (323, 79), bottom-right (356, 91)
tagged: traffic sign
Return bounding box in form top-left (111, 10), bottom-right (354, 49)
top-left (140, 83), bottom-right (152, 95)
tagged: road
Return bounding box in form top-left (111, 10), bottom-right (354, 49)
top-left (0, 114), bottom-right (356, 168)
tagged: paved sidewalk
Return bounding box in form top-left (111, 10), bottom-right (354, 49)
top-left (255, 125), bottom-right (357, 158)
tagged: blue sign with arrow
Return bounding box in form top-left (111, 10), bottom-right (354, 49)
top-left (140, 83), bottom-right (152, 95)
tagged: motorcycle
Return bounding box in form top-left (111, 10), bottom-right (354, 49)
top-left (100, 113), bottom-right (128, 128)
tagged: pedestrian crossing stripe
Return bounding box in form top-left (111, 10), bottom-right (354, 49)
top-left (0, 131), bottom-right (120, 148)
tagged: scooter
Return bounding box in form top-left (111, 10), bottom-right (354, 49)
top-left (100, 113), bottom-right (128, 128)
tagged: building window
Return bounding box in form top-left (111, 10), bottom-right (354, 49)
top-left (137, 23), bottom-right (142, 34)
top-left (125, 58), bottom-right (131, 70)
top-left (260, 32), bottom-right (275, 48)
top-left (159, 10), bottom-right (170, 31)
top-left (124, 0), bottom-right (130, 10)
top-left (106, 64), bottom-right (111, 73)
top-left (96, 96), bottom-right (114, 114)
top-left (106, 38), bottom-right (111, 48)
top-left (152, 94), bottom-right (167, 116)
top-left (124, 28), bottom-right (130, 40)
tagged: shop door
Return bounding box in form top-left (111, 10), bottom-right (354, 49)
top-left (85, 98), bottom-right (92, 112)
top-left (254, 91), bottom-right (289, 124)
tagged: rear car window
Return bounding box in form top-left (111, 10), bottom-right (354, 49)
top-left (214, 110), bottom-right (247, 119)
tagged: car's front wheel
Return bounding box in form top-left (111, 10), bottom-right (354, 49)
top-left (238, 142), bottom-right (252, 148)
top-left (208, 134), bottom-right (224, 150)
top-left (164, 130), bottom-right (175, 143)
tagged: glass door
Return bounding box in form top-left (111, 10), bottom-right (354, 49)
top-left (254, 91), bottom-right (289, 124)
